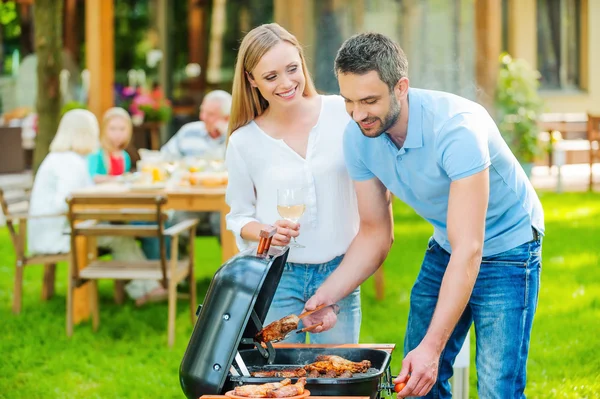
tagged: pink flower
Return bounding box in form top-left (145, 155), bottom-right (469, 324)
top-left (123, 86), bottom-right (136, 96)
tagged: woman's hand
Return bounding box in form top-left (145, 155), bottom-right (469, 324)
top-left (271, 219), bottom-right (300, 246)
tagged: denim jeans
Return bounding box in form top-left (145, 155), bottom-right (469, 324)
top-left (405, 236), bottom-right (542, 398)
top-left (264, 254), bottom-right (362, 344)
top-left (130, 221), bottom-right (172, 260)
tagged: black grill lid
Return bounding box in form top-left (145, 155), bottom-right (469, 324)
top-left (179, 244), bottom-right (289, 398)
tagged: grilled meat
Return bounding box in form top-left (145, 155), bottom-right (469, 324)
top-left (340, 370), bottom-right (353, 378)
top-left (266, 377), bottom-right (306, 398)
top-left (254, 315), bottom-right (299, 343)
top-left (308, 369), bottom-right (320, 378)
top-left (233, 379), bottom-right (291, 398)
top-left (251, 368), bottom-right (307, 378)
top-left (305, 355), bottom-right (371, 375)
top-left (323, 370), bottom-right (338, 378)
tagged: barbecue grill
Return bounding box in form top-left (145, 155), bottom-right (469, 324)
top-left (179, 229), bottom-right (395, 399)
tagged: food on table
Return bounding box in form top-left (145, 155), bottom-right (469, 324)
top-left (251, 368), bottom-right (307, 378)
top-left (304, 355), bottom-right (371, 375)
top-left (201, 174), bottom-right (228, 187)
top-left (266, 378), bottom-right (306, 398)
top-left (254, 315), bottom-right (299, 344)
top-left (186, 171), bottom-right (228, 187)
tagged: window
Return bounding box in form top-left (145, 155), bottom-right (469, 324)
top-left (537, 0), bottom-right (582, 90)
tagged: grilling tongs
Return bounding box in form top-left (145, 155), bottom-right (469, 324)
top-left (268, 303), bottom-right (341, 344)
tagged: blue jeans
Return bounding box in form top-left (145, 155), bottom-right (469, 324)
top-left (130, 221), bottom-right (172, 260)
top-left (405, 236), bottom-right (542, 398)
top-left (264, 255), bottom-right (362, 344)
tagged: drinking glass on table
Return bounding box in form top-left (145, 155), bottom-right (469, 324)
top-left (277, 187), bottom-right (306, 248)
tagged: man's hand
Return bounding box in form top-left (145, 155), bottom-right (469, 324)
top-left (394, 342), bottom-right (441, 398)
top-left (271, 219), bottom-right (300, 246)
top-left (301, 291), bottom-right (338, 333)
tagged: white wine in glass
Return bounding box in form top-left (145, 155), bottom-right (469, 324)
top-left (277, 188), bottom-right (306, 248)
top-left (276, 204), bottom-right (306, 221)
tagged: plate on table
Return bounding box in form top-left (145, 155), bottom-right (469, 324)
top-left (128, 182), bottom-right (166, 191)
top-left (224, 389), bottom-right (310, 399)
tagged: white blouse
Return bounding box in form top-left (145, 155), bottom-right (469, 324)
top-left (28, 151), bottom-right (93, 255)
top-left (225, 95), bottom-right (359, 264)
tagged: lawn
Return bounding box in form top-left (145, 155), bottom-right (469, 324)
top-left (0, 192), bottom-right (599, 399)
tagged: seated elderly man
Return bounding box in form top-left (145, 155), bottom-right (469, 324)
top-left (163, 90), bottom-right (232, 241)
top-left (161, 90), bottom-right (232, 159)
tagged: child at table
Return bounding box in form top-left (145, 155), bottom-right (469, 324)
top-left (87, 107), bottom-right (132, 183)
top-left (87, 107), bottom-right (167, 268)
top-left (28, 109), bottom-right (166, 304)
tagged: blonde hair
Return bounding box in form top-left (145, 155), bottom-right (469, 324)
top-left (100, 107), bottom-right (133, 151)
top-left (228, 23), bottom-right (317, 136)
top-left (49, 109), bottom-right (99, 155)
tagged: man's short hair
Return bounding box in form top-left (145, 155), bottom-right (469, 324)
top-left (334, 32), bottom-right (408, 92)
top-left (203, 90), bottom-right (232, 117)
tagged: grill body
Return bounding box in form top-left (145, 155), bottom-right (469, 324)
top-left (180, 247), bottom-right (288, 398)
top-left (225, 347), bottom-right (392, 398)
top-left (179, 245), bottom-right (393, 399)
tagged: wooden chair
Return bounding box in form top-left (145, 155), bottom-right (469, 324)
top-left (0, 185), bottom-right (69, 314)
top-left (66, 194), bottom-right (199, 346)
top-left (588, 114), bottom-right (600, 191)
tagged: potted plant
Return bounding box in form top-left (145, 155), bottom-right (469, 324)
top-left (495, 53), bottom-right (544, 178)
top-left (115, 83), bottom-right (171, 126)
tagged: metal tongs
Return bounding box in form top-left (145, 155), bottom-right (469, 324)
top-left (269, 303), bottom-right (341, 344)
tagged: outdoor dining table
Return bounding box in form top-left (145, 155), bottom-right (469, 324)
top-left (68, 182), bottom-right (234, 323)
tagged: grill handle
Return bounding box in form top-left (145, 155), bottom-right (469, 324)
top-left (257, 225), bottom-right (277, 256)
top-left (378, 368), bottom-right (396, 396)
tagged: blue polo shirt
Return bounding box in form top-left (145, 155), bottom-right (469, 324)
top-left (344, 88), bottom-right (544, 256)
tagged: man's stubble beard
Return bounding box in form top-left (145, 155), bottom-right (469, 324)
top-left (360, 94), bottom-right (401, 138)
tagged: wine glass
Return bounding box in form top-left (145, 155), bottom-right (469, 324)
top-left (277, 187), bottom-right (306, 248)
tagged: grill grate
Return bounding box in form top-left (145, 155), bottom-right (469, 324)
top-left (244, 365), bottom-right (381, 379)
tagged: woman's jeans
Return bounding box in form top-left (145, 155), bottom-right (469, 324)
top-left (263, 254), bottom-right (362, 344)
top-left (405, 236), bottom-right (542, 398)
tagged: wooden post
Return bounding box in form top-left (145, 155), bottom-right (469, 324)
top-left (85, 0), bottom-right (114, 120)
top-left (274, 0), bottom-right (315, 72)
top-left (64, 0), bottom-right (79, 64)
top-left (506, 0), bottom-right (536, 66)
top-left (207, 0), bottom-right (227, 84)
top-left (474, 0), bottom-right (502, 111)
top-left (188, 0), bottom-right (208, 95)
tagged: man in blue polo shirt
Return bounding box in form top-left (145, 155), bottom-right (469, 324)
top-left (303, 33), bottom-right (544, 398)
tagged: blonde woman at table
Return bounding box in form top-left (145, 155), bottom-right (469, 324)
top-left (28, 109), bottom-right (166, 306)
top-left (225, 23), bottom-right (361, 344)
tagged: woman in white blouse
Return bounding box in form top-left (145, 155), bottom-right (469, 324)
top-left (225, 23), bottom-right (361, 344)
top-left (28, 109), bottom-right (165, 305)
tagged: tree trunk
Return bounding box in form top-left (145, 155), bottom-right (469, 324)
top-left (33, 0), bottom-right (64, 172)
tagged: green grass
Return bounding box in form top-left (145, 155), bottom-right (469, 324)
top-left (1, 192), bottom-right (599, 398)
